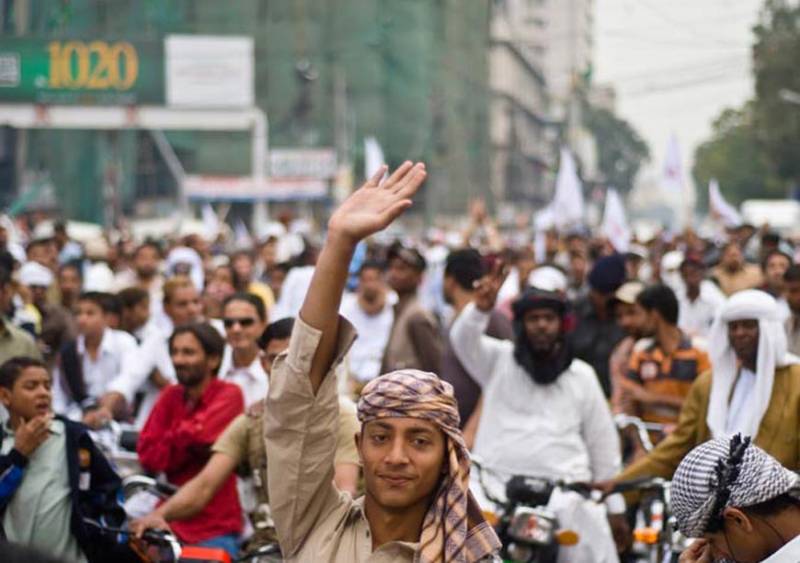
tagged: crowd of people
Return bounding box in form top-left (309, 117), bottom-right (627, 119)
top-left (1, 162), bottom-right (800, 562)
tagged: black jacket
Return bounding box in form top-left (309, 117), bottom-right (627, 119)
top-left (0, 416), bottom-right (136, 562)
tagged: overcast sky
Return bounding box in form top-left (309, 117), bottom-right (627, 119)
top-left (595, 0), bottom-right (763, 179)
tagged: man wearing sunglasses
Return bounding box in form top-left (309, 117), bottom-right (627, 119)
top-left (218, 293), bottom-right (269, 407)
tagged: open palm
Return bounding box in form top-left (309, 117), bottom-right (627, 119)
top-left (328, 161), bottom-right (427, 243)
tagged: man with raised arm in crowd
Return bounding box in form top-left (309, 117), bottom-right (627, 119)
top-left (264, 162), bottom-right (501, 562)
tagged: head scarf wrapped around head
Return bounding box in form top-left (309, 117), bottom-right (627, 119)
top-left (357, 370), bottom-right (501, 563)
top-left (166, 246), bottom-right (204, 291)
top-left (672, 434), bottom-right (800, 538)
top-left (706, 290), bottom-right (794, 439)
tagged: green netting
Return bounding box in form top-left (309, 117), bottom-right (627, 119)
top-left (13, 0), bottom-right (491, 222)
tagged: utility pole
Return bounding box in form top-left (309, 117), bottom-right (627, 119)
top-left (13, 0), bottom-right (30, 210)
top-left (332, 65), bottom-right (352, 203)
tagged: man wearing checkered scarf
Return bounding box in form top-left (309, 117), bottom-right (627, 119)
top-left (672, 435), bottom-right (800, 562)
top-left (265, 162), bottom-right (501, 562)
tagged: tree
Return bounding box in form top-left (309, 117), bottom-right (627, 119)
top-left (692, 104), bottom-right (783, 208)
top-left (752, 0), bottom-right (800, 187)
top-left (582, 104), bottom-right (650, 195)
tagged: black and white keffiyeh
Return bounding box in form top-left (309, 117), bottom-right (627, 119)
top-left (672, 434), bottom-right (800, 538)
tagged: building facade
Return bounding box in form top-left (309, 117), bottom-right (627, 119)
top-left (488, 0), bottom-right (556, 207)
top-left (3, 0), bottom-right (493, 223)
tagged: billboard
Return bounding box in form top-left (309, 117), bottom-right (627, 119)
top-left (269, 148), bottom-right (337, 179)
top-left (0, 38), bottom-right (164, 105)
top-left (184, 175), bottom-right (328, 202)
top-left (165, 35), bottom-right (254, 109)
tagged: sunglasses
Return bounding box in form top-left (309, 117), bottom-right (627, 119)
top-left (223, 317), bottom-right (257, 328)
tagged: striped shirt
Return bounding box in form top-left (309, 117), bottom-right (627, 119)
top-left (627, 333), bottom-right (710, 424)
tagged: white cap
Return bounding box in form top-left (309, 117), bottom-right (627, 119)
top-left (528, 265), bottom-right (568, 293)
top-left (661, 250), bottom-right (685, 272)
top-left (83, 262), bottom-right (115, 292)
top-left (32, 221), bottom-right (55, 241)
top-left (18, 261), bottom-right (54, 287)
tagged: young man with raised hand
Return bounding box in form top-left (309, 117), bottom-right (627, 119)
top-left (265, 162), bottom-right (500, 562)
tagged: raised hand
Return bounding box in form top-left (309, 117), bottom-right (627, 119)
top-left (473, 260), bottom-right (507, 312)
top-left (327, 161), bottom-right (426, 245)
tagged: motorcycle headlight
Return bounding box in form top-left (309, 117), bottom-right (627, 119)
top-left (508, 507), bottom-right (556, 545)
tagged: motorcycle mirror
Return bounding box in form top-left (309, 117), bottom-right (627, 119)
top-left (555, 529), bottom-right (580, 546)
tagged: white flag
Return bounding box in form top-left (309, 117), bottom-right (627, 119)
top-left (552, 147), bottom-right (585, 230)
top-left (364, 136), bottom-right (387, 182)
top-left (201, 203), bottom-right (220, 241)
top-left (533, 206), bottom-right (555, 263)
top-left (662, 134), bottom-right (683, 196)
top-left (601, 188), bottom-right (631, 252)
top-left (708, 178), bottom-right (742, 228)
top-left (661, 134), bottom-right (696, 227)
top-left (234, 218), bottom-right (252, 248)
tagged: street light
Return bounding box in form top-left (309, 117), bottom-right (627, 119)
top-left (779, 88), bottom-right (800, 105)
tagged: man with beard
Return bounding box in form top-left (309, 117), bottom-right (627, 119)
top-left (114, 242), bottom-right (164, 318)
top-left (340, 260), bottom-right (395, 392)
top-left (381, 244), bottom-right (443, 374)
top-left (712, 242), bottom-right (763, 296)
top-left (602, 290), bottom-right (800, 498)
top-left (608, 281), bottom-right (649, 414)
top-left (451, 266), bottom-right (625, 562)
top-left (571, 254), bottom-right (627, 397)
top-left (137, 322), bottom-right (244, 556)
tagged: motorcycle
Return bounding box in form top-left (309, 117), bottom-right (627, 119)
top-left (612, 476), bottom-right (692, 563)
top-left (612, 416), bottom-right (693, 563)
top-left (119, 474), bottom-right (282, 562)
top-left (91, 419), bottom-right (142, 479)
top-left (82, 519), bottom-right (235, 563)
top-left (472, 457), bottom-right (592, 563)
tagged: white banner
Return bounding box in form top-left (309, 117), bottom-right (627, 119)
top-left (165, 35), bottom-right (254, 108)
top-left (269, 148), bottom-right (337, 179)
top-left (185, 175), bottom-right (328, 201)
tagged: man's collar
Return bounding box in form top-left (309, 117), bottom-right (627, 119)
top-left (220, 345), bottom-right (265, 380)
top-left (77, 328), bottom-right (112, 356)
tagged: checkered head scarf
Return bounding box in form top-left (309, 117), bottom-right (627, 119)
top-left (357, 370), bottom-right (501, 563)
top-left (672, 434), bottom-right (800, 538)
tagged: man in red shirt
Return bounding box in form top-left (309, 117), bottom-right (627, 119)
top-left (137, 322), bottom-right (244, 555)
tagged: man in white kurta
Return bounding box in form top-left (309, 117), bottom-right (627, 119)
top-left (451, 286), bottom-right (624, 562)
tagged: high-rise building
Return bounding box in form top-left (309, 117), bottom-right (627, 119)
top-left (535, 0), bottom-right (595, 117)
top-left (488, 0), bottom-right (557, 206)
top-left (534, 0), bottom-right (599, 180)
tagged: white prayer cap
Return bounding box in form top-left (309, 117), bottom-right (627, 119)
top-left (83, 262), bottom-right (115, 292)
top-left (528, 265), bottom-right (568, 293)
top-left (18, 261), bottom-right (53, 287)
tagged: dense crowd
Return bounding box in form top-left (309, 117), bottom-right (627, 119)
top-left (1, 164), bottom-right (800, 562)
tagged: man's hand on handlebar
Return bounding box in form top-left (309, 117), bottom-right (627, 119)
top-left (130, 512), bottom-right (171, 539)
top-left (588, 479), bottom-right (617, 499)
